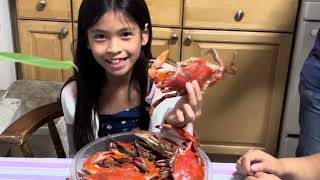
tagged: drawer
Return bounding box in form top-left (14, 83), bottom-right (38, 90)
top-left (73, 0), bottom-right (82, 21)
top-left (146, 0), bottom-right (183, 27)
top-left (183, 0), bottom-right (298, 32)
top-left (152, 27), bottom-right (182, 62)
top-left (16, 0), bottom-right (71, 20)
top-left (73, 0), bottom-right (183, 27)
top-left (304, 1), bottom-right (320, 20)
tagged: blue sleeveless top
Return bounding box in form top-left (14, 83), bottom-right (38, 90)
top-left (300, 27), bottom-right (320, 92)
top-left (98, 105), bottom-right (150, 137)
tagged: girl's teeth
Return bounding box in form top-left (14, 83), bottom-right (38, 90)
top-left (112, 59), bottom-right (120, 63)
top-left (106, 58), bottom-right (126, 64)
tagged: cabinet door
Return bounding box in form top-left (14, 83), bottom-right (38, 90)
top-left (182, 30), bottom-right (292, 155)
top-left (152, 27), bottom-right (181, 63)
top-left (18, 20), bottom-right (74, 81)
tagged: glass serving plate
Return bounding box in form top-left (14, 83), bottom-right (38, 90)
top-left (70, 132), bottom-right (213, 180)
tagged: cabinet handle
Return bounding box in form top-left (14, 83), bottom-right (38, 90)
top-left (311, 29), bottom-right (319, 37)
top-left (58, 28), bottom-right (69, 39)
top-left (36, 0), bottom-right (46, 11)
top-left (183, 35), bottom-right (193, 46)
top-left (169, 33), bottom-right (179, 44)
top-left (233, 51), bottom-right (238, 62)
top-left (234, 10), bottom-right (245, 22)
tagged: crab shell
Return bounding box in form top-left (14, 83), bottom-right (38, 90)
top-left (154, 58), bottom-right (223, 95)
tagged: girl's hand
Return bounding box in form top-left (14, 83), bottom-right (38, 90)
top-left (236, 150), bottom-right (285, 177)
top-left (164, 81), bottom-right (202, 132)
top-left (245, 172), bottom-right (281, 180)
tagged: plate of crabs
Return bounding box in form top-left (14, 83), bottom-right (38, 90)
top-left (70, 126), bottom-right (213, 180)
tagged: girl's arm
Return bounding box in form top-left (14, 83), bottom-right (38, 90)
top-left (60, 81), bottom-right (77, 157)
top-left (146, 80), bottom-right (181, 132)
top-left (146, 62), bottom-right (202, 134)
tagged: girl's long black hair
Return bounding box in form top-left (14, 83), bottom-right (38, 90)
top-left (72, 0), bottom-right (152, 150)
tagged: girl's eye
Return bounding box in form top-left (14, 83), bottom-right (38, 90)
top-left (94, 34), bottom-right (105, 40)
top-left (121, 32), bottom-right (133, 38)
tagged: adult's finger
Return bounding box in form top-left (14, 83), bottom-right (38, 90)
top-left (241, 155), bottom-right (254, 176)
top-left (245, 176), bottom-right (257, 180)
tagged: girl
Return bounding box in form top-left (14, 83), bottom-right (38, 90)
top-left (60, 0), bottom-right (202, 157)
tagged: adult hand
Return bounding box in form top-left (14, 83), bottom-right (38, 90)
top-left (236, 149), bottom-right (285, 177)
top-left (164, 81), bottom-right (202, 133)
top-left (245, 172), bottom-right (281, 180)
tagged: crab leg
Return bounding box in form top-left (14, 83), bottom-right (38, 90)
top-left (149, 92), bottom-right (179, 115)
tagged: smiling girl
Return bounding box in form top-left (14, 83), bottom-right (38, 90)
top-left (60, 0), bottom-right (202, 157)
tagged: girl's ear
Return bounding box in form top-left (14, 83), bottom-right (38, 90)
top-left (141, 23), bottom-right (149, 46)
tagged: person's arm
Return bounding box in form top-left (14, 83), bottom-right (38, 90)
top-left (237, 149), bottom-right (320, 180)
top-left (146, 63), bottom-right (202, 135)
top-left (60, 81), bottom-right (77, 157)
top-left (279, 153), bottom-right (320, 180)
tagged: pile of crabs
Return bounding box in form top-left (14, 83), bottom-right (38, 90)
top-left (80, 126), bottom-right (205, 180)
top-left (79, 49), bottom-right (236, 180)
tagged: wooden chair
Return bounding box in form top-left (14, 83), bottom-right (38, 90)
top-left (0, 101), bottom-right (66, 158)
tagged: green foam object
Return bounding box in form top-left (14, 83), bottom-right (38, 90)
top-left (0, 52), bottom-right (77, 71)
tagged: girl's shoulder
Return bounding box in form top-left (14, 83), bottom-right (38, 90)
top-left (61, 80), bottom-right (77, 101)
top-left (60, 80), bottom-right (77, 124)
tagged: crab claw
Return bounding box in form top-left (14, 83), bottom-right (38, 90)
top-left (156, 124), bottom-right (197, 143)
top-left (148, 49), bottom-right (170, 78)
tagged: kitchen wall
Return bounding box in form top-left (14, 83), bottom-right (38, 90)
top-left (0, 0), bottom-right (16, 90)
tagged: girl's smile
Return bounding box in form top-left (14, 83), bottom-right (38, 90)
top-left (104, 57), bottom-right (128, 70)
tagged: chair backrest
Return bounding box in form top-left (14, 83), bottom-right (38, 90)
top-left (0, 101), bottom-right (66, 158)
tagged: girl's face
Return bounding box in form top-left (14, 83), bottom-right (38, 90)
top-left (87, 11), bottom-right (149, 79)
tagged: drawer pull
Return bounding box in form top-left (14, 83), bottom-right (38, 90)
top-left (183, 35), bottom-right (192, 46)
top-left (58, 28), bottom-right (69, 39)
top-left (36, 0), bottom-right (46, 11)
top-left (169, 33), bottom-right (179, 44)
top-left (234, 10), bottom-right (245, 22)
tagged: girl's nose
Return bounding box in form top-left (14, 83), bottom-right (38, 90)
top-left (107, 38), bottom-right (121, 54)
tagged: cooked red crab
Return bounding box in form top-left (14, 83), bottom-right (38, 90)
top-left (148, 49), bottom-right (236, 110)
